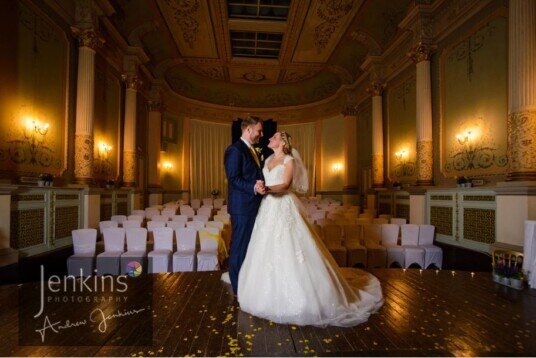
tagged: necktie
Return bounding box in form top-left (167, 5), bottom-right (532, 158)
top-left (249, 146), bottom-right (260, 167)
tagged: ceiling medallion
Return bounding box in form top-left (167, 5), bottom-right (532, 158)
top-left (242, 71), bottom-right (266, 82)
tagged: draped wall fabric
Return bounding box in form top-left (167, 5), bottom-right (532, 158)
top-left (278, 123), bottom-right (316, 196)
top-left (189, 119), bottom-right (231, 200)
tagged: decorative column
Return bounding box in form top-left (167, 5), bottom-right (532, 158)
top-left (369, 82), bottom-right (385, 188)
top-left (410, 43), bottom-right (434, 186)
top-left (342, 96), bottom-right (359, 205)
top-left (507, 0), bottom-right (536, 181)
top-left (122, 74), bottom-right (142, 187)
top-left (147, 87), bottom-right (163, 206)
top-left (72, 1), bottom-right (102, 184)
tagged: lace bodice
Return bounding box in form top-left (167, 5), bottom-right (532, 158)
top-left (263, 155), bottom-right (293, 186)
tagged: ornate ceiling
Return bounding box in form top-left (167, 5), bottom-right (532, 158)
top-left (106, 0), bottom-right (413, 108)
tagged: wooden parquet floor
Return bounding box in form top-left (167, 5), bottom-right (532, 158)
top-left (1, 269), bottom-right (535, 356)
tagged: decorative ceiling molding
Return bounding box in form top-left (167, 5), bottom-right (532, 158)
top-left (350, 30), bottom-right (382, 56)
top-left (127, 21), bottom-right (159, 47)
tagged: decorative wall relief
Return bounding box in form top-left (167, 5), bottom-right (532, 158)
top-left (0, 0), bottom-right (68, 177)
top-left (387, 76), bottom-right (417, 181)
top-left (440, 16), bottom-right (508, 177)
top-left (162, 0), bottom-right (200, 48)
top-left (315, 0), bottom-right (354, 52)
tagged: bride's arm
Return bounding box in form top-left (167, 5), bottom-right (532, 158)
top-left (266, 160), bottom-right (294, 192)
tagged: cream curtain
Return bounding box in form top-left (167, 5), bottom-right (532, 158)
top-left (189, 119), bottom-right (231, 200)
top-left (278, 122), bottom-right (316, 196)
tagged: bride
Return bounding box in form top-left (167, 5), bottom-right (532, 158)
top-left (226, 131), bottom-right (383, 327)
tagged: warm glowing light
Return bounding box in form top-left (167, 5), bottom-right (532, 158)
top-left (163, 161), bottom-right (173, 170)
top-left (395, 149), bottom-right (408, 160)
top-left (456, 129), bottom-right (478, 145)
top-left (331, 163), bottom-right (343, 172)
top-left (24, 117), bottom-right (49, 135)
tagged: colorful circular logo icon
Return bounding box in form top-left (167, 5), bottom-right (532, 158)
top-left (127, 261), bottom-right (142, 277)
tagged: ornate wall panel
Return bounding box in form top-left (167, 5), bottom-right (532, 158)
top-left (463, 208), bottom-right (495, 244)
top-left (387, 75), bottom-right (417, 182)
top-left (440, 15), bottom-right (508, 177)
top-left (93, 54), bottom-right (121, 182)
top-left (0, 0), bottom-right (69, 177)
top-left (395, 204), bottom-right (410, 222)
top-left (430, 206), bottom-right (453, 236)
top-left (54, 206), bottom-right (79, 240)
top-left (10, 208), bottom-right (45, 249)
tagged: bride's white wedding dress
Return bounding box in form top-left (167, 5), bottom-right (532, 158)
top-left (234, 154), bottom-right (384, 327)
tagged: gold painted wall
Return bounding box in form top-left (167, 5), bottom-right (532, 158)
top-left (321, 115), bottom-right (345, 191)
top-left (0, 0), bottom-right (69, 177)
top-left (93, 54), bottom-right (121, 183)
top-left (440, 15), bottom-right (508, 178)
top-left (387, 76), bottom-right (417, 183)
top-left (161, 112), bottom-right (183, 190)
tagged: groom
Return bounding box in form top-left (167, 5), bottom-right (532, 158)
top-left (224, 116), bottom-right (266, 296)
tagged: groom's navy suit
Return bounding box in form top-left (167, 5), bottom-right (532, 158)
top-left (224, 139), bottom-right (264, 294)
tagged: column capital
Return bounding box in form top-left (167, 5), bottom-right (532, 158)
top-left (408, 42), bottom-right (436, 63)
top-left (146, 100), bottom-right (163, 112)
top-left (341, 91), bottom-right (357, 116)
top-left (71, 28), bottom-right (104, 49)
top-left (367, 82), bottom-right (385, 97)
top-left (122, 74), bottom-right (143, 91)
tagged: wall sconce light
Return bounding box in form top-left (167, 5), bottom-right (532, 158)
top-left (163, 161), bottom-right (173, 170)
top-left (331, 162), bottom-right (343, 173)
top-left (456, 130), bottom-right (475, 145)
top-left (99, 141), bottom-right (112, 158)
top-left (24, 118), bottom-right (49, 137)
top-left (395, 149), bottom-right (407, 161)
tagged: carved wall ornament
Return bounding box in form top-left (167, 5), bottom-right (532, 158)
top-left (507, 110), bottom-right (536, 175)
top-left (74, 134), bottom-right (93, 179)
top-left (409, 42), bottom-right (434, 63)
top-left (372, 154), bottom-right (384, 186)
top-left (163, 0), bottom-right (200, 49)
top-left (146, 100), bottom-right (163, 112)
top-left (444, 119), bottom-right (507, 173)
top-left (189, 66), bottom-right (226, 80)
top-left (314, 0), bottom-right (354, 52)
top-left (123, 150), bottom-right (137, 184)
top-left (281, 70), bottom-right (319, 83)
top-left (122, 75), bottom-right (143, 91)
top-left (72, 28), bottom-right (104, 49)
top-left (417, 140), bottom-right (433, 183)
top-left (367, 82), bottom-right (385, 97)
top-left (447, 23), bottom-right (496, 82)
top-left (242, 71), bottom-right (266, 82)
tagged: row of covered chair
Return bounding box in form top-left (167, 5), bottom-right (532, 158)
top-left (316, 223), bottom-right (442, 269)
top-left (67, 226), bottom-right (227, 277)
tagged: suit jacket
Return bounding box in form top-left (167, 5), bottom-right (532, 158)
top-left (224, 140), bottom-right (264, 216)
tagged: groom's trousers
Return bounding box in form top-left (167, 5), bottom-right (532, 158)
top-left (229, 214), bottom-right (257, 294)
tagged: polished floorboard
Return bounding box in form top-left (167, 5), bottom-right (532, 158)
top-left (1, 269), bottom-right (535, 356)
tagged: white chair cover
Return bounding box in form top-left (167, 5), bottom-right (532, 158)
top-left (191, 199), bottom-right (201, 210)
top-left (418, 224), bottom-right (443, 269)
top-left (401, 224), bottom-right (425, 268)
top-left (147, 221), bottom-right (166, 232)
top-left (161, 208), bottom-right (176, 220)
top-left (111, 215), bottom-right (127, 225)
top-left (121, 228), bottom-right (147, 274)
top-left (173, 227), bottom-right (197, 272)
top-left (128, 215), bottom-right (144, 222)
top-left (187, 221), bottom-right (205, 230)
top-left (131, 210), bottom-right (146, 218)
top-left (213, 198), bottom-right (225, 209)
top-left (382, 224), bottom-right (404, 267)
top-left (197, 227), bottom-right (220, 271)
top-left (151, 215), bottom-right (169, 222)
top-left (145, 208), bottom-right (160, 220)
top-left (524, 220), bottom-right (536, 288)
top-left (192, 215), bottom-right (209, 223)
top-left (172, 215), bottom-right (188, 223)
top-left (197, 208), bottom-right (212, 218)
top-left (167, 221), bottom-right (186, 231)
top-left (67, 229), bottom-right (97, 277)
top-left (122, 220), bottom-right (142, 228)
top-left (148, 227), bottom-right (173, 273)
top-left (99, 221), bottom-right (118, 238)
top-left (202, 198), bottom-right (213, 206)
top-left (96, 227), bottom-right (125, 275)
top-left (390, 218), bottom-right (407, 226)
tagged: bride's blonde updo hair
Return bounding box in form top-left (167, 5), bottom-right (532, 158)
top-left (279, 131), bottom-right (293, 155)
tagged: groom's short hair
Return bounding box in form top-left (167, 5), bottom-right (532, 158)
top-left (241, 116), bottom-right (263, 131)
